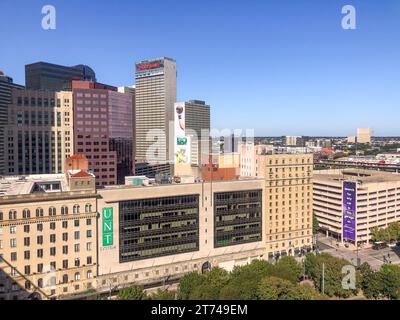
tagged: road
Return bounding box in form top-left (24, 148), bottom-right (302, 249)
top-left (316, 237), bottom-right (400, 270)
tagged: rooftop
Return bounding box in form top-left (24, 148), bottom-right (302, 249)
top-left (0, 174), bottom-right (68, 196)
top-left (314, 169), bottom-right (400, 184)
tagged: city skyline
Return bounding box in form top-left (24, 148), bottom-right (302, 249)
top-left (1, 0), bottom-right (400, 136)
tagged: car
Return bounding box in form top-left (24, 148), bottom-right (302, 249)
top-left (372, 241), bottom-right (388, 250)
top-left (388, 243), bottom-right (397, 248)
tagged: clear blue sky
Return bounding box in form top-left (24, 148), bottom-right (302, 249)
top-left (1, 0), bottom-right (399, 136)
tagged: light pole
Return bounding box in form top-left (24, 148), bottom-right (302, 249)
top-left (321, 262), bottom-right (325, 295)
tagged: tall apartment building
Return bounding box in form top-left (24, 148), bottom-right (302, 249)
top-left (0, 171), bottom-right (97, 300)
top-left (4, 88), bottom-right (73, 175)
top-left (255, 153), bottom-right (314, 260)
top-left (72, 81), bottom-right (118, 186)
top-left (0, 71), bottom-right (24, 175)
top-left (285, 136), bottom-right (304, 147)
top-left (135, 57), bottom-right (177, 166)
top-left (313, 169), bottom-right (400, 245)
top-left (25, 62), bottom-right (96, 91)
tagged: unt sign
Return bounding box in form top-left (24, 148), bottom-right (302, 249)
top-left (102, 207), bottom-right (113, 246)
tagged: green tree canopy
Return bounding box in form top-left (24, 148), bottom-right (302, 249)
top-left (117, 285), bottom-right (146, 300)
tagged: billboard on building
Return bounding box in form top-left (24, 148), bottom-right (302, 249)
top-left (343, 181), bottom-right (356, 242)
top-left (174, 102), bottom-right (191, 164)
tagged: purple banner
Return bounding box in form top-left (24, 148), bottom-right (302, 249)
top-left (343, 181), bottom-right (356, 241)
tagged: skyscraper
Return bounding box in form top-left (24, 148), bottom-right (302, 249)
top-left (25, 62), bottom-right (96, 91)
top-left (109, 89), bottom-right (134, 183)
top-left (357, 128), bottom-right (372, 144)
top-left (135, 57), bottom-right (177, 166)
top-left (72, 80), bottom-right (117, 186)
top-left (0, 71), bottom-right (24, 175)
top-left (4, 88), bottom-right (73, 175)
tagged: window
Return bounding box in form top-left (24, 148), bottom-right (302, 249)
top-left (38, 279), bottom-right (43, 288)
top-left (0, 211), bottom-right (3, 220)
top-left (24, 225), bottom-right (30, 233)
top-left (62, 274), bottom-right (68, 284)
top-left (37, 235), bottom-right (43, 245)
top-left (86, 218), bottom-right (92, 226)
top-left (10, 238), bottom-right (17, 247)
top-left (74, 220), bottom-right (79, 227)
top-left (62, 221), bottom-right (68, 229)
top-left (36, 208), bottom-right (44, 217)
top-left (74, 244), bottom-right (80, 252)
top-left (73, 205), bottom-right (80, 214)
top-left (86, 242), bottom-right (92, 251)
top-left (37, 264), bottom-right (43, 273)
top-left (37, 249), bottom-right (43, 258)
top-left (74, 272), bottom-right (81, 281)
top-left (85, 204), bottom-right (92, 213)
top-left (86, 230), bottom-right (92, 238)
top-left (49, 207), bottom-right (56, 216)
top-left (50, 247), bottom-right (56, 256)
top-left (75, 258), bottom-right (80, 267)
top-left (37, 224), bottom-right (43, 232)
top-left (24, 251), bottom-right (30, 260)
top-left (87, 271), bottom-right (93, 279)
top-left (50, 222), bottom-right (56, 230)
top-left (87, 256), bottom-right (92, 265)
top-left (61, 206), bottom-right (68, 215)
top-left (9, 210), bottom-right (17, 220)
top-left (62, 245), bottom-right (68, 254)
top-left (22, 209), bottom-right (31, 219)
top-left (50, 234), bottom-right (56, 243)
top-left (10, 226), bottom-right (16, 234)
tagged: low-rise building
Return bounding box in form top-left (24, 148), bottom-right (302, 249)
top-left (313, 169), bottom-right (400, 245)
top-left (0, 171), bottom-right (97, 300)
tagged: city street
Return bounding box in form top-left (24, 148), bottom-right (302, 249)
top-left (316, 236), bottom-right (400, 270)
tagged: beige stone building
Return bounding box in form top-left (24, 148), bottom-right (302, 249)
top-left (0, 171), bottom-right (97, 300)
top-left (313, 169), bottom-right (400, 245)
top-left (254, 153), bottom-right (314, 260)
top-left (4, 89), bottom-right (74, 175)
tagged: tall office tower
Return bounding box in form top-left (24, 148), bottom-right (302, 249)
top-left (357, 128), bottom-right (372, 144)
top-left (173, 100), bottom-right (210, 172)
top-left (255, 153), bottom-right (313, 261)
top-left (109, 90), bottom-right (134, 184)
top-left (0, 71), bottom-right (24, 175)
top-left (72, 80), bottom-right (117, 186)
top-left (25, 62), bottom-right (96, 91)
top-left (4, 88), bottom-right (73, 175)
top-left (135, 57), bottom-right (177, 168)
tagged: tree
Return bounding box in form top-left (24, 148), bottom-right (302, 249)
top-left (117, 285), bottom-right (146, 300)
top-left (178, 271), bottom-right (204, 300)
top-left (378, 264), bottom-right (400, 299)
top-left (258, 277), bottom-right (297, 300)
top-left (189, 268), bottom-right (230, 300)
top-left (258, 277), bottom-right (323, 300)
top-left (305, 252), bottom-right (360, 298)
top-left (150, 288), bottom-right (175, 300)
top-left (273, 256), bottom-right (303, 284)
top-left (312, 214), bottom-right (320, 234)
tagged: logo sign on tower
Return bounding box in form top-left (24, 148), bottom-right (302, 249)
top-left (102, 207), bottom-right (113, 246)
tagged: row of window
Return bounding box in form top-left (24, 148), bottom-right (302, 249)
top-left (1, 204), bottom-right (93, 221)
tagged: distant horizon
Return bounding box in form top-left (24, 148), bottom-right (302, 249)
top-left (1, 0), bottom-right (399, 136)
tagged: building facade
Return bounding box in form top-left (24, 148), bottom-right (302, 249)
top-left (95, 178), bottom-right (265, 290)
top-left (4, 89), bottom-right (73, 175)
top-left (0, 71), bottom-right (24, 175)
top-left (313, 169), bottom-right (400, 245)
top-left (255, 153), bottom-right (314, 260)
top-left (0, 172), bottom-right (97, 300)
top-left (25, 62), bottom-right (96, 91)
top-left (72, 81), bottom-right (117, 186)
top-left (135, 57), bottom-right (177, 166)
